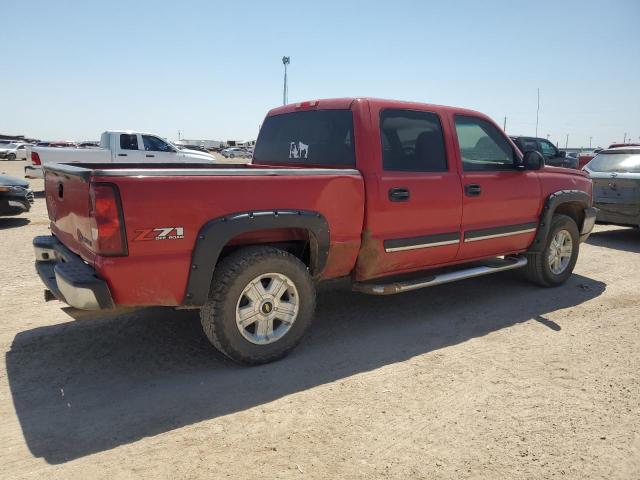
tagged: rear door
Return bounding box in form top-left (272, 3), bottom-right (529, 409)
top-left (356, 106), bottom-right (463, 280)
top-left (114, 133), bottom-right (146, 162)
top-left (454, 115), bottom-right (541, 261)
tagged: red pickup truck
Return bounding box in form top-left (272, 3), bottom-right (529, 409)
top-left (34, 98), bottom-right (596, 364)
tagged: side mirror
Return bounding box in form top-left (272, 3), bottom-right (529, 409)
top-left (522, 150), bottom-right (544, 170)
top-left (558, 150), bottom-right (567, 158)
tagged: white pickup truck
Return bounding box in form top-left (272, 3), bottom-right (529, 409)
top-left (25, 130), bottom-right (218, 179)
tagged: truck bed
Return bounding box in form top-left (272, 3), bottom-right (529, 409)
top-left (43, 162), bottom-right (365, 306)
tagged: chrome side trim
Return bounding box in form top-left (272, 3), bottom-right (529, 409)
top-left (385, 239), bottom-right (460, 252)
top-left (93, 168), bottom-right (362, 177)
top-left (43, 163), bottom-right (361, 180)
top-left (464, 227), bottom-right (537, 243)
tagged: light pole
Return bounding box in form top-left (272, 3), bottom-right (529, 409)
top-left (535, 88), bottom-right (540, 138)
top-left (282, 56), bottom-right (290, 105)
top-left (589, 136), bottom-right (592, 149)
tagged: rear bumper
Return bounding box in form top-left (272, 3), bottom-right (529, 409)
top-left (580, 207), bottom-right (597, 242)
top-left (33, 235), bottom-right (114, 310)
top-left (24, 165), bottom-right (43, 179)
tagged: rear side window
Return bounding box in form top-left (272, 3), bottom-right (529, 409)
top-left (254, 109), bottom-right (355, 166)
top-left (120, 134), bottom-right (139, 150)
top-left (380, 109), bottom-right (447, 172)
top-left (455, 116), bottom-right (515, 171)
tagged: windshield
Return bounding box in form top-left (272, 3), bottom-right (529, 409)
top-left (254, 109), bottom-right (355, 166)
top-left (588, 152), bottom-right (640, 173)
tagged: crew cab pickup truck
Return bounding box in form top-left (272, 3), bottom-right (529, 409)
top-left (25, 130), bottom-right (216, 179)
top-left (33, 98), bottom-right (596, 364)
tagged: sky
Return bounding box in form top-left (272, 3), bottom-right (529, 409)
top-left (1, 0), bottom-right (639, 148)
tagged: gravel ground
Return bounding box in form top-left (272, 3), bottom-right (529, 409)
top-left (0, 159), bottom-right (639, 479)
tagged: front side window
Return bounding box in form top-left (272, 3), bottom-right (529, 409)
top-left (538, 140), bottom-right (557, 158)
top-left (142, 135), bottom-right (173, 152)
top-left (254, 109), bottom-right (355, 166)
top-left (380, 109), bottom-right (447, 172)
top-left (455, 116), bottom-right (515, 171)
top-left (120, 134), bottom-right (139, 150)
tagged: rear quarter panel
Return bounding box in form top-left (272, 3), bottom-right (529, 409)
top-left (93, 172), bottom-right (364, 306)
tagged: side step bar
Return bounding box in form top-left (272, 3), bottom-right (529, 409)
top-left (352, 255), bottom-right (528, 296)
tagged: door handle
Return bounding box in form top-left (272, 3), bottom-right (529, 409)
top-left (464, 184), bottom-right (482, 196)
top-left (146, 154), bottom-right (155, 158)
top-left (389, 187), bottom-right (410, 202)
top-left (118, 153), bottom-right (128, 157)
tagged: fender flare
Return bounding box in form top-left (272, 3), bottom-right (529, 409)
top-left (183, 210), bottom-right (330, 306)
top-left (528, 189), bottom-right (590, 253)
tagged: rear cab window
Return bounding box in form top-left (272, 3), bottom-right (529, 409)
top-left (253, 109), bottom-right (355, 167)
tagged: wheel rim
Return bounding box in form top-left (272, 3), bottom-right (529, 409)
top-left (547, 229), bottom-right (573, 275)
top-left (235, 272), bottom-right (299, 345)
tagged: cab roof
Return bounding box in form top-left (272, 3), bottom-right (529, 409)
top-left (266, 97), bottom-right (490, 119)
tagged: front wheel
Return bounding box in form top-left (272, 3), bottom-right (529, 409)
top-left (524, 214), bottom-right (580, 287)
top-left (200, 246), bottom-right (316, 364)
top-left (7, 153), bottom-right (16, 161)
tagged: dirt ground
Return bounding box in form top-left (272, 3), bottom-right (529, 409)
top-left (0, 159), bottom-right (638, 480)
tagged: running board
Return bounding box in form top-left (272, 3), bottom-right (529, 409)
top-left (352, 256), bottom-right (528, 295)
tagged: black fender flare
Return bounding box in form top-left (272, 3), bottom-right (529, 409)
top-left (184, 210), bottom-right (330, 306)
top-left (528, 190), bottom-right (590, 253)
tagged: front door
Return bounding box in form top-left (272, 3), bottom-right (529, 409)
top-left (357, 107), bottom-right (463, 280)
top-left (453, 115), bottom-right (541, 260)
top-left (141, 134), bottom-right (179, 163)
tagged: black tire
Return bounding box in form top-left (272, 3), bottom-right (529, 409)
top-left (200, 246), bottom-right (316, 365)
top-left (524, 214), bottom-right (580, 287)
top-left (8, 153), bottom-right (16, 161)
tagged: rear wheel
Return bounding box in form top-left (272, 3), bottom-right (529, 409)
top-left (524, 214), bottom-right (579, 286)
top-left (200, 246), bottom-right (316, 364)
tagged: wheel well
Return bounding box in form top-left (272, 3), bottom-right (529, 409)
top-left (554, 202), bottom-right (585, 230)
top-left (218, 228), bottom-right (314, 272)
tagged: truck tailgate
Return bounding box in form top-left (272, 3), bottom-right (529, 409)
top-left (45, 168), bottom-right (97, 264)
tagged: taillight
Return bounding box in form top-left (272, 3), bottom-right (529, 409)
top-left (89, 183), bottom-right (128, 256)
top-left (32, 151), bottom-right (41, 165)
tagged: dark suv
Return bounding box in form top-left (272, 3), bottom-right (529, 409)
top-left (510, 136), bottom-right (577, 169)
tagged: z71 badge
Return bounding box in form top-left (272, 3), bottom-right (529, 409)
top-left (134, 227), bottom-right (184, 241)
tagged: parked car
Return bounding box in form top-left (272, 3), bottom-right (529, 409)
top-left (0, 142), bottom-right (28, 161)
top-left (33, 97), bottom-right (595, 364)
top-left (579, 144), bottom-right (640, 170)
top-left (26, 130), bottom-right (217, 179)
top-left (177, 144), bottom-right (210, 153)
top-left (221, 147), bottom-right (251, 158)
top-left (510, 136), bottom-right (578, 169)
top-left (0, 174), bottom-right (34, 216)
top-left (78, 141), bottom-right (100, 148)
top-left (584, 147), bottom-right (640, 228)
